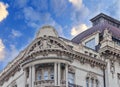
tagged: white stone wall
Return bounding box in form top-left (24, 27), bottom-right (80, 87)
top-left (2, 69), bottom-right (25, 87)
top-left (105, 60), bottom-right (120, 87)
top-left (71, 59), bottom-right (104, 87)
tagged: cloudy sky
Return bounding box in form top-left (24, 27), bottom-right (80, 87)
top-left (0, 0), bottom-right (120, 71)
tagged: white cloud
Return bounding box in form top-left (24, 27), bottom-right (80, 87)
top-left (9, 45), bottom-right (19, 59)
top-left (69, 0), bottom-right (82, 9)
top-left (0, 39), bottom-right (5, 61)
top-left (0, 2), bottom-right (9, 22)
top-left (14, 0), bottom-right (28, 8)
top-left (50, 0), bottom-right (68, 16)
top-left (71, 24), bottom-right (88, 36)
top-left (0, 44), bottom-right (20, 70)
top-left (23, 6), bottom-right (65, 37)
top-left (11, 29), bottom-right (22, 37)
top-left (69, 0), bottom-right (89, 24)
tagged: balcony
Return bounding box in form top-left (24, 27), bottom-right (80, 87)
top-left (34, 80), bottom-right (54, 87)
top-left (34, 80), bottom-right (67, 87)
top-left (99, 40), bottom-right (120, 55)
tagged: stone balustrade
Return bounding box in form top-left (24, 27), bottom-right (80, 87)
top-left (34, 80), bottom-right (54, 87)
top-left (34, 80), bottom-right (67, 87)
top-left (99, 40), bottom-right (120, 55)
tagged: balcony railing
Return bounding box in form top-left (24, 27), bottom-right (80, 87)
top-left (34, 80), bottom-right (54, 87)
top-left (34, 80), bottom-right (83, 87)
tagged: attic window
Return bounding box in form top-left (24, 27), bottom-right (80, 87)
top-left (85, 38), bottom-right (95, 50)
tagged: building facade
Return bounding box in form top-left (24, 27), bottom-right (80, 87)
top-left (0, 13), bottom-right (120, 87)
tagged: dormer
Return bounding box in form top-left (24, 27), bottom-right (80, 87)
top-left (90, 13), bottom-right (120, 28)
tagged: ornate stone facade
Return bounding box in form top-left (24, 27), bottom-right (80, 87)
top-left (0, 13), bottom-right (120, 87)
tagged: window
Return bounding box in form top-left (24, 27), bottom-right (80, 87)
top-left (91, 78), bottom-right (94, 87)
top-left (85, 38), bottom-right (96, 50)
top-left (96, 80), bottom-right (99, 87)
top-left (37, 70), bottom-right (42, 80)
top-left (44, 70), bottom-right (48, 80)
top-left (86, 72), bottom-right (99, 87)
top-left (86, 77), bottom-right (89, 87)
top-left (68, 72), bottom-right (75, 84)
top-left (50, 69), bottom-right (54, 80)
top-left (117, 73), bottom-right (120, 87)
top-left (26, 68), bottom-right (29, 79)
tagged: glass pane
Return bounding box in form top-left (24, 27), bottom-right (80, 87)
top-left (37, 71), bottom-right (41, 80)
top-left (86, 78), bottom-right (89, 87)
top-left (91, 79), bottom-right (94, 87)
top-left (44, 70), bottom-right (48, 80)
top-left (50, 69), bottom-right (54, 80)
top-left (85, 38), bottom-right (95, 50)
top-left (68, 73), bottom-right (74, 84)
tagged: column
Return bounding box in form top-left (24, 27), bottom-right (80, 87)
top-left (24, 69), bottom-right (27, 86)
top-left (54, 63), bottom-right (57, 86)
top-left (32, 65), bottom-right (35, 87)
top-left (58, 63), bottom-right (61, 86)
top-left (65, 64), bottom-right (68, 87)
top-left (29, 66), bottom-right (32, 87)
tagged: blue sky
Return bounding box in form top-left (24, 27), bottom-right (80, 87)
top-left (0, 0), bottom-right (120, 71)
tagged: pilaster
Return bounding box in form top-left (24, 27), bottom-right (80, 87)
top-left (58, 63), bottom-right (61, 86)
top-left (54, 62), bottom-right (57, 86)
top-left (32, 65), bottom-right (35, 87)
top-left (65, 64), bottom-right (68, 87)
top-left (29, 66), bottom-right (32, 87)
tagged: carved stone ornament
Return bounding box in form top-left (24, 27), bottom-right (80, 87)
top-left (103, 28), bottom-right (112, 41)
top-left (117, 73), bottom-right (120, 79)
top-left (68, 66), bottom-right (75, 73)
top-left (80, 57), bottom-right (86, 64)
top-left (110, 59), bottom-right (115, 77)
top-left (28, 36), bottom-right (68, 54)
top-left (86, 72), bottom-right (97, 80)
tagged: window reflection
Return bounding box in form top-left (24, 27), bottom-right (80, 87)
top-left (68, 72), bottom-right (75, 84)
top-left (44, 69), bottom-right (48, 80)
top-left (85, 38), bottom-right (95, 50)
